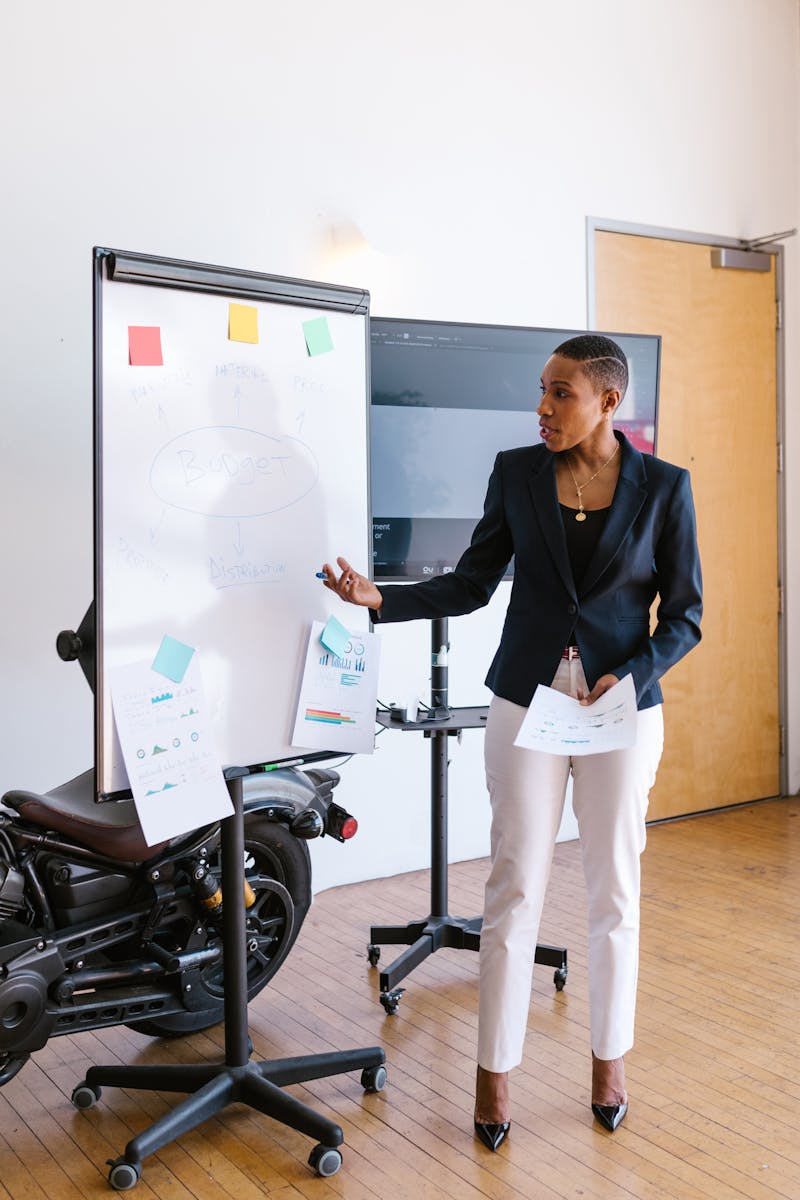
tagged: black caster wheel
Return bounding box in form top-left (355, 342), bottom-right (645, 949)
top-left (72, 1082), bottom-right (101, 1110)
top-left (106, 1157), bottom-right (142, 1191)
top-left (361, 1064), bottom-right (387, 1092)
top-left (308, 1144), bottom-right (342, 1177)
top-left (554, 967), bottom-right (568, 992)
top-left (367, 943), bottom-right (381, 967)
top-left (379, 988), bottom-right (404, 1015)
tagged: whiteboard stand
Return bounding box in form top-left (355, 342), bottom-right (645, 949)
top-left (368, 619), bottom-right (569, 1013)
top-left (75, 768), bottom-right (386, 1186)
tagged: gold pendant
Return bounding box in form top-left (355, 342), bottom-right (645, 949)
top-left (575, 510), bottom-right (587, 522)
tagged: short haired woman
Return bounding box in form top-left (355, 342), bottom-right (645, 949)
top-left (322, 334), bottom-right (702, 1148)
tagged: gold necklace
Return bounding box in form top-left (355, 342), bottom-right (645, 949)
top-left (564, 442), bottom-right (619, 522)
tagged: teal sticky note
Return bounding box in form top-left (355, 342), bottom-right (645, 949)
top-left (152, 635), bottom-right (195, 684)
top-left (303, 316), bottom-right (334, 356)
top-left (320, 616), bottom-right (350, 659)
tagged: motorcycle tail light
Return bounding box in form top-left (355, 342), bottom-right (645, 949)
top-left (325, 803), bottom-right (358, 842)
top-left (339, 816), bottom-right (358, 840)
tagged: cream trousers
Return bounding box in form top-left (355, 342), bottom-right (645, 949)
top-left (478, 656), bottom-right (664, 1070)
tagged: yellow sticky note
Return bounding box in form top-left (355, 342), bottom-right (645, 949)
top-left (229, 303), bottom-right (259, 344)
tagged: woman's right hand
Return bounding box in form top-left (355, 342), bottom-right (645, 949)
top-left (320, 556), bottom-right (383, 610)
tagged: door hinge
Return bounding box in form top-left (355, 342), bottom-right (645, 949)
top-left (777, 442), bottom-right (784, 473)
top-left (776, 297), bottom-right (782, 330)
top-left (779, 725), bottom-right (785, 757)
top-left (778, 584), bottom-right (784, 615)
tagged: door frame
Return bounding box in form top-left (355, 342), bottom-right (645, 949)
top-left (586, 216), bottom-right (788, 799)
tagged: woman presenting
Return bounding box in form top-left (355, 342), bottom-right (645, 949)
top-left (321, 334), bottom-right (702, 1149)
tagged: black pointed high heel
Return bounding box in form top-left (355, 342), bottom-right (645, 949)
top-left (591, 1101), bottom-right (628, 1131)
top-left (474, 1120), bottom-right (511, 1151)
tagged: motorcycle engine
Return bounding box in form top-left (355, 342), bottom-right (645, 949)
top-left (0, 924), bottom-right (65, 1054)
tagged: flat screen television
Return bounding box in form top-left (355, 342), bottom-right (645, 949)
top-left (370, 319), bottom-right (660, 581)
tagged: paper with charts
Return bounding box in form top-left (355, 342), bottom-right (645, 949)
top-left (109, 656), bottom-right (233, 844)
top-left (514, 673), bottom-right (637, 756)
top-left (292, 619), bottom-right (380, 755)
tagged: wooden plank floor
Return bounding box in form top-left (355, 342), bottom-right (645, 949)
top-left (1, 797), bottom-right (798, 1199)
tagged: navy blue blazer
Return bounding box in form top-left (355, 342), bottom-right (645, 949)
top-left (374, 432), bottom-right (702, 710)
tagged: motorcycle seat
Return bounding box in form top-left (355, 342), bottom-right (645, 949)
top-left (3, 770), bottom-right (168, 862)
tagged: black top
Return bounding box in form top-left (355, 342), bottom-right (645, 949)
top-left (374, 434), bottom-right (703, 711)
top-left (559, 504), bottom-right (610, 593)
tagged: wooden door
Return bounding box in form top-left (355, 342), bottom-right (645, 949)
top-left (595, 231), bottom-right (780, 819)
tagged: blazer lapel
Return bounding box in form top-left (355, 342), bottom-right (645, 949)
top-left (527, 453), bottom-right (577, 600)
top-left (580, 434), bottom-right (648, 595)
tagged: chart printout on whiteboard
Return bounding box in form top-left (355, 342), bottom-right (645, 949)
top-left (292, 620), bottom-right (381, 755)
top-left (98, 270), bottom-right (370, 795)
top-left (109, 655), bottom-right (233, 845)
top-left (513, 673), bottom-right (637, 756)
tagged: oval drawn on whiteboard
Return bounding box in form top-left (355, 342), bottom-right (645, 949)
top-left (150, 425), bottom-right (319, 518)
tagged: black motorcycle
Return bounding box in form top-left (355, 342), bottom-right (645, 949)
top-left (0, 612), bottom-right (357, 1087)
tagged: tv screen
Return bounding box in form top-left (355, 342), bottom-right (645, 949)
top-left (370, 319), bottom-right (660, 581)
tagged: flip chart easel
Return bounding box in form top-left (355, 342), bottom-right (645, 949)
top-left (79, 249), bottom-right (383, 1182)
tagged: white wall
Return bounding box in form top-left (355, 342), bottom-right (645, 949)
top-left (1, 0), bottom-right (797, 895)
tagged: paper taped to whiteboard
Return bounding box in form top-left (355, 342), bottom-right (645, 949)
top-left (109, 654), bottom-right (233, 845)
top-left (292, 620), bottom-right (380, 755)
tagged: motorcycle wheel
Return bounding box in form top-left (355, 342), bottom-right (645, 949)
top-left (126, 814), bottom-right (311, 1038)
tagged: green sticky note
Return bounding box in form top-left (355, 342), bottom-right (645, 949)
top-left (303, 316), bottom-right (334, 356)
top-left (320, 615), bottom-right (350, 659)
top-left (152, 635), bottom-right (195, 684)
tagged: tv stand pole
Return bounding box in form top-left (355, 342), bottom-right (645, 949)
top-left (73, 770), bottom-right (386, 1185)
top-left (369, 617), bottom-right (568, 1014)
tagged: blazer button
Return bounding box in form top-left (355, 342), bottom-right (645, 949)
top-left (567, 603), bottom-right (577, 615)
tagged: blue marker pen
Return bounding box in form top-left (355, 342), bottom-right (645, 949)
top-left (315, 571), bottom-right (329, 580)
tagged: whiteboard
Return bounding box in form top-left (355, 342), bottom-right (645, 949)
top-left (95, 250), bottom-right (370, 797)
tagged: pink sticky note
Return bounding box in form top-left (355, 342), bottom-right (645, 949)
top-left (128, 326), bottom-right (164, 366)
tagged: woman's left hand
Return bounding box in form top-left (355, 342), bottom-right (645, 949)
top-left (577, 673), bottom-right (620, 706)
